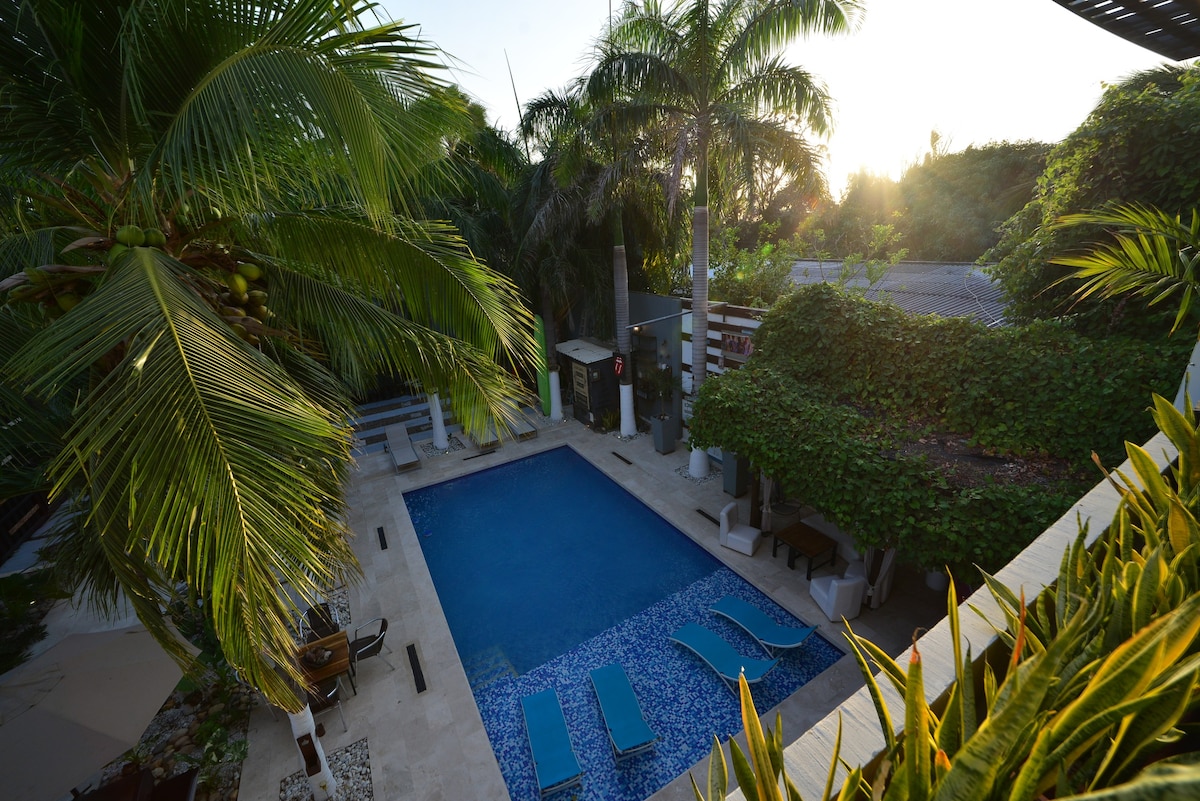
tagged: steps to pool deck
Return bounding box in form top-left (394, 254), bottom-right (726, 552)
top-left (463, 646), bottom-right (518, 691)
top-left (350, 395), bottom-right (544, 456)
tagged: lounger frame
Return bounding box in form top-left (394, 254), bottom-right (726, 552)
top-left (520, 688), bottom-right (584, 798)
top-left (384, 422), bottom-right (420, 472)
top-left (710, 595), bottom-right (817, 657)
top-left (589, 663), bottom-right (658, 761)
top-left (669, 622), bottom-right (780, 694)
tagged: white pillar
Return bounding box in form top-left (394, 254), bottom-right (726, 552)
top-left (428, 392), bottom-right (449, 450)
top-left (548, 370), bottom-right (564, 422)
top-left (619, 383), bottom-right (636, 437)
top-left (288, 706), bottom-right (337, 801)
top-left (689, 445), bottom-right (710, 478)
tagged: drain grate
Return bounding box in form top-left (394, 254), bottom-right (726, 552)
top-left (376, 526), bottom-right (387, 550)
top-left (696, 508), bottom-right (720, 525)
top-left (611, 451), bottom-right (632, 465)
top-left (406, 643), bottom-right (427, 693)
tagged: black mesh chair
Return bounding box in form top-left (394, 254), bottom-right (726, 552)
top-left (350, 617), bottom-right (395, 679)
top-left (302, 602), bottom-right (339, 643)
top-left (307, 677), bottom-right (347, 733)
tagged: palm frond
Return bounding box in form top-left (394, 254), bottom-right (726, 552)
top-left (1052, 204), bottom-right (1200, 334)
top-left (6, 247), bottom-right (359, 706)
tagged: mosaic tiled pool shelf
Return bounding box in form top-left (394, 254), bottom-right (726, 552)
top-left (471, 569), bottom-right (843, 801)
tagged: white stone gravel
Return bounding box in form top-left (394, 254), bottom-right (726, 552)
top-left (278, 738), bottom-right (372, 801)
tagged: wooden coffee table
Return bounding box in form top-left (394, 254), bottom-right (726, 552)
top-left (771, 520), bottom-right (838, 579)
top-left (297, 629), bottom-right (354, 693)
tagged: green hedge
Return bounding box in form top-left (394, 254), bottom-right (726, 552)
top-left (752, 285), bottom-right (1189, 467)
top-left (689, 285), bottom-right (1191, 573)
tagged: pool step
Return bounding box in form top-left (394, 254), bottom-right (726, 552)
top-left (463, 646), bottom-right (517, 691)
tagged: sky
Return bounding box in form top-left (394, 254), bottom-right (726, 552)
top-left (380, 0), bottom-right (1177, 196)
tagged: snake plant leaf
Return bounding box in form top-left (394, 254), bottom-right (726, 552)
top-left (730, 738), bottom-right (763, 801)
top-left (691, 734), bottom-right (729, 801)
top-left (1165, 499), bottom-right (1200, 560)
top-left (740, 675), bottom-right (784, 801)
top-left (845, 628), bottom-right (897, 753)
top-left (1093, 660), bottom-right (1200, 788)
top-left (1129, 549), bottom-right (1166, 632)
top-left (1025, 596), bottom-right (1200, 796)
top-left (1150, 395), bottom-right (1200, 490)
top-left (1055, 760), bottom-right (1200, 800)
top-left (932, 608), bottom-right (1087, 801)
top-left (1012, 694), bottom-right (1165, 800)
top-left (845, 621), bottom-right (912, 697)
top-left (902, 643), bottom-right (932, 801)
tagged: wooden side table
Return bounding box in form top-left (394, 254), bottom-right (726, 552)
top-left (771, 520), bottom-right (838, 579)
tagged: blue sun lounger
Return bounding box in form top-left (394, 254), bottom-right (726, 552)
top-left (710, 595), bottom-right (818, 657)
top-left (521, 688), bottom-right (584, 798)
top-left (589, 663), bottom-right (658, 760)
top-left (669, 622), bottom-right (780, 691)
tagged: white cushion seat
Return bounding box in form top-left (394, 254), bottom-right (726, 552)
top-left (809, 572), bottom-right (867, 622)
top-left (719, 502), bottom-right (761, 556)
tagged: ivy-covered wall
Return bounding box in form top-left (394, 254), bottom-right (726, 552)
top-left (688, 285), bottom-right (1191, 574)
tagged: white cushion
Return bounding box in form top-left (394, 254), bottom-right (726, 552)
top-left (719, 502), bottom-right (761, 556)
top-left (809, 574), bottom-right (867, 622)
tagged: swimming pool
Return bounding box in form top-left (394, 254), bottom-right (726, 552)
top-left (404, 446), bottom-right (842, 800)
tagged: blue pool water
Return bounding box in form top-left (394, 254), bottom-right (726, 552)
top-left (404, 446), bottom-right (842, 801)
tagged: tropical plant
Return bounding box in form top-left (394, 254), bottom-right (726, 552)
top-left (588, 0), bottom-right (862, 405)
top-left (0, 0), bottom-right (538, 709)
top-left (709, 223), bottom-right (801, 308)
top-left (520, 78), bottom-right (670, 434)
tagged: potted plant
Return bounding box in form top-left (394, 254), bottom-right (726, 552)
top-left (644, 366), bottom-right (681, 454)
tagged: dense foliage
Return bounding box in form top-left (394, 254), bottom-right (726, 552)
top-left (796, 141), bottom-right (1046, 262)
top-left (896, 141), bottom-right (1048, 262)
top-left (688, 285), bottom-right (1189, 572)
top-left (694, 396), bottom-right (1200, 800)
top-left (987, 65), bottom-right (1200, 334)
top-left (0, 0), bottom-right (538, 707)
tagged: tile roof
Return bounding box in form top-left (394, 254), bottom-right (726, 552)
top-left (790, 260), bottom-right (1008, 327)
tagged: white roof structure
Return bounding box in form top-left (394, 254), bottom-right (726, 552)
top-left (555, 339), bottom-right (614, 365)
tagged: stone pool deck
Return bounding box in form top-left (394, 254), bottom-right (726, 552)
top-left (236, 414), bottom-right (946, 801)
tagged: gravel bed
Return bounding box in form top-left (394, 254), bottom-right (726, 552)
top-left (279, 738), bottom-right (372, 801)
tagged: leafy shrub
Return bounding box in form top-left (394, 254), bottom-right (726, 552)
top-left (689, 285), bottom-right (1189, 572)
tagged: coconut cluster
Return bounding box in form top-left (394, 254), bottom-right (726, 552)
top-left (3, 224), bottom-right (275, 349)
top-left (217, 262), bottom-right (272, 345)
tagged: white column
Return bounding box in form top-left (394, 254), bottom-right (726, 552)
top-left (428, 392), bottom-right (449, 450)
top-left (619, 383), bottom-right (636, 437)
top-left (689, 445), bottom-right (710, 478)
top-left (288, 707), bottom-right (337, 801)
top-left (548, 370), bottom-right (564, 422)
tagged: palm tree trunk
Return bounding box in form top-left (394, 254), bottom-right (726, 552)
top-left (427, 392), bottom-right (449, 450)
top-left (541, 286), bottom-right (564, 422)
top-left (689, 201), bottom-right (711, 477)
top-left (613, 217), bottom-right (637, 436)
top-left (289, 707), bottom-right (337, 800)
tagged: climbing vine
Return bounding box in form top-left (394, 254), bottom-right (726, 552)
top-left (689, 285), bottom-right (1190, 574)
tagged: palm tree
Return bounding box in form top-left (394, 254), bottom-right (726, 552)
top-left (523, 80), bottom-right (670, 435)
top-left (1053, 203), bottom-right (1200, 335)
top-left (0, 0), bottom-right (538, 726)
top-left (589, 0), bottom-right (861, 473)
